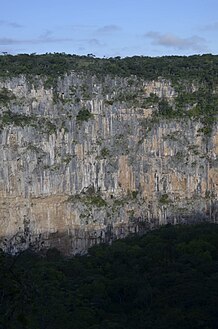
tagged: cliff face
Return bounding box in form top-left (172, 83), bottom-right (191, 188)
top-left (0, 73), bottom-right (217, 254)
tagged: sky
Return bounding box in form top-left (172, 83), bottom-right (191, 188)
top-left (0, 0), bottom-right (218, 57)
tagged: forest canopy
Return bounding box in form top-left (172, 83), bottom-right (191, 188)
top-left (0, 53), bottom-right (217, 86)
top-left (1, 223), bottom-right (218, 329)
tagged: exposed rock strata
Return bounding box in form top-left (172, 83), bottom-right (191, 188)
top-left (0, 73), bottom-right (217, 254)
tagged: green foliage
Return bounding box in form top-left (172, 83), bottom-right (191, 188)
top-left (0, 87), bottom-right (16, 104)
top-left (159, 193), bottom-right (171, 205)
top-left (44, 76), bottom-right (57, 89)
top-left (0, 110), bottom-right (36, 127)
top-left (158, 99), bottom-right (175, 118)
top-left (76, 108), bottom-right (93, 122)
top-left (85, 194), bottom-right (107, 207)
top-left (44, 120), bottom-right (57, 134)
top-left (100, 147), bottom-right (110, 158)
top-left (174, 89), bottom-right (218, 134)
top-left (131, 190), bottom-right (138, 199)
top-left (98, 54), bottom-right (218, 132)
top-left (0, 53), bottom-right (217, 84)
top-left (114, 91), bottom-right (138, 103)
top-left (175, 91), bottom-right (197, 109)
top-left (1, 223), bottom-right (218, 328)
top-left (66, 191), bottom-right (107, 207)
top-left (142, 92), bottom-right (159, 106)
top-left (62, 154), bottom-right (73, 165)
top-left (104, 99), bottom-right (114, 105)
top-left (0, 112), bottom-right (59, 135)
top-left (0, 53), bottom-right (217, 133)
top-left (80, 83), bottom-right (91, 100)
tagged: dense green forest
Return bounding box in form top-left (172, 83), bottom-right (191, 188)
top-left (0, 53), bottom-right (217, 84)
top-left (1, 223), bottom-right (218, 329)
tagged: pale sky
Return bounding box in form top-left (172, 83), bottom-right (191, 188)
top-left (0, 0), bottom-right (217, 57)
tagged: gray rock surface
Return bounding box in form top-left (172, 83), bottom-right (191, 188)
top-left (0, 73), bottom-right (217, 254)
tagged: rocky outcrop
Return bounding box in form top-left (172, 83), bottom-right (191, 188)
top-left (0, 73), bottom-right (217, 255)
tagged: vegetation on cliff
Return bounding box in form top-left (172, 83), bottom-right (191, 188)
top-left (0, 53), bottom-right (217, 134)
top-left (1, 223), bottom-right (218, 329)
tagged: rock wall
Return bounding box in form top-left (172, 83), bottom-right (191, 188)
top-left (0, 73), bottom-right (217, 254)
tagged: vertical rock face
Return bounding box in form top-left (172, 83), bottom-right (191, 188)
top-left (0, 73), bottom-right (217, 254)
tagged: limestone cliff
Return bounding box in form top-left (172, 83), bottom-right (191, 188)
top-left (0, 72), bottom-right (217, 254)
